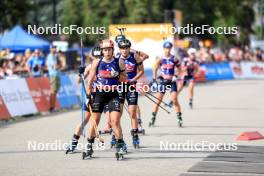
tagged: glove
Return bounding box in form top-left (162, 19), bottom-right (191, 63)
top-left (85, 94), bottom-right (92, 107)
top-left (110, 70), bottom-right (119, 77)
top-left (172, 75), bottom-right (178, 82)
top-left (78, 66), bottom-right (85, 76)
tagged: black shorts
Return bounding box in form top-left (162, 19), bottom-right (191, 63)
top-left (183, 75), bottom-right (195, 86)
top-left (91, 91), bottom-right (120, 113)
top-left (119, 91), bottom-right (138, 105)
top-left (118, 83), bottom-right (138, 105)
top-left (157, 80), bottom-right (177, 94)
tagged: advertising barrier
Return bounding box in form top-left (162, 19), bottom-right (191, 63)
top-left (0, 78), bottom-right (38, 117)
top-left (1, 61), bottom-right (264, 119)
top-left (57, 74), bottom-right (80, 108)
top-left (26, 77), bottom-right (50, 112)
top-left (203, 62), bottom-right (234, 81)
top-left (0, 95), bottom-right (11, 120)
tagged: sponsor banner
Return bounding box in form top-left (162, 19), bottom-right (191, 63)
top-left (0, 95), bottom-right (11, 120)
top-left (229, 62), bottom-right (245, 79)
top-left (68, 73), bottom-right (81, 98)
top-left (36, 77), bottom-right (60, 110)
top-left (195, 67), bottom-right (206, 82)
top-left (109, 23), bottom-right (173, 70)
top-left (203, 63), bottom-right (234, 81)
top-left (26, 77), bottom-right (50, 112)
top-left (240, 62), bottom-right (264, 79)
top-left (0, 78), bottom-right (38, 117)
top-left (215, 62), bottom-right (234, 80)
top-left (57, 74), bottom-right (80, 108)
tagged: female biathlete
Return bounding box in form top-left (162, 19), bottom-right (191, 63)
top-left (149, 41), bottom-right (183, 127)
top-left (65, 46), bottom-right (101, 154)
top-left (84, 39), bottom-right (128, 159)
top-left (116, 38), bottom-right (145, 148)
top-left (177, 48), bottom-right (199, 109)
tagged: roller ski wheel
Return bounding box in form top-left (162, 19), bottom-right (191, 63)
top-left (82, 145), bottom-right (93, 159)
top-left (65, 140), bottom-right (78, 154)
top-left (142, 129), bottom-right (145, 135)
top-left (110, 135), bottom-right (117, 148)
top-left (177, 118), bottom-right (183, 128)
top-left (138, 129), bottom-right (145, 135)
top-left (132, 136), bottom-right (140, 149)
top-left (189, 102), bottom-right (193, 109)
top-left (65, 147), bottom-right (73, 154)
top-left (109, 128), bottom-right (113, 135)
top-left (149, 118), bottom-right (155, 127)
top-left (82, 149), bottom-right (93, 160)
top-left (115, 140), bottom-right (127, 160)
top-left (115, 152), bottom-right (124, 161)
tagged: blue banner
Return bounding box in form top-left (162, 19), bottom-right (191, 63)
top-left (204, 62), bottom-right (234, 81)
top-left (57, 74), bottom-right (80, 108)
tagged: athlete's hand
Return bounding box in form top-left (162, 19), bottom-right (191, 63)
top-left (85, 94), bottom-right (92, 107)
top-left (110, 70), bottom-right (119, 77)
top-left (78, 66), bottom-right (85, 76)
top-left (172, 75), bottom-right (178, 82)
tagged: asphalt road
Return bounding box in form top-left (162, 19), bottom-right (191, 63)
top-left (1, 80), bottom-right (264, 176)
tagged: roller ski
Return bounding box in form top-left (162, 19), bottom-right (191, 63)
top-left (189, 99), bottom-right (193, 109)
top-left (82, 138), bottom-right (94, 159)
top-left (132, 135), bottom-right (140, 149)
top-left (131, 129), bottom-right (140, 148)
top-left (137, 118), bottom-right (145, 135)
top-left (177, 112), bottom-right (183, 128)
top-left (99, 128), bottom-right (113, 135)
top-left (115, 139), bottom-right (127, 160)
top-left (149, 112), bottom-right (157, 127)
top-left (110, 135), bottom-right (117, 148)
top-left (65, 135), bottom-right (79, 154)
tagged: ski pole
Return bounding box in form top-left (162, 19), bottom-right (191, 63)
top-left (144, 94), bottom-right (170, 114)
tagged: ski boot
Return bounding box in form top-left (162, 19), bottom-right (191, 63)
top-left (82, 137), bottom-right (94, 159)
top-left (149, 112), bottom-right (157, 127)
top-left (189, 99), bottom-right (193, 109)
top-left (115, 139), bottom-right (127, 160)
top-left (177, 112), bottom-right (183, 127)
top-left (131, 129), bottom-right (140, 149)
top-left (137, 118), bottom-right (145, 135)
top-left (65, 134), bottom-right (79, 154)
top-left (110, 135), bottom-right (117, 148)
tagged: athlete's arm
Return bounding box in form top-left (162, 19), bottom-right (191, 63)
top-left (174, 57), bottom-right (182, 75)
top-left (130, 53), bottom-right (145, 82)
top-left (131, 49), bottom-right (149, 61)
top-left (86, 59), bottom-right (99, 95)
top-left (152, 56), bottom-right (161, 80)
top-left (194, 62), bottom-right (199, 76)
top-left (118, 58), bottom-right (128, 82)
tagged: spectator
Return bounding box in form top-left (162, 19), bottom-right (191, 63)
top-left (255, 48), bottom-right (263, 62)
top-left (27, 49), bottom-right (46, 77)
top-left (46, 45), bottom-right (64, 112)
